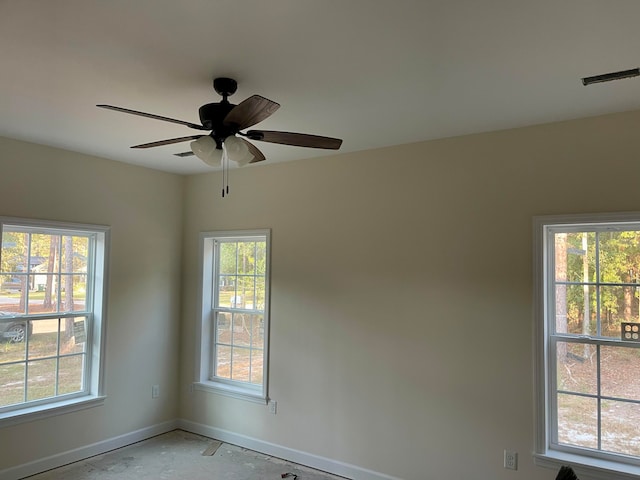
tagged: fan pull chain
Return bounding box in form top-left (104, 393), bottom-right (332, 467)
top-left (221, 144), bottom-right (229, 198)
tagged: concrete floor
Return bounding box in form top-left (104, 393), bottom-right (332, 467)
top-left (26, 430), bottom-right (347, 480)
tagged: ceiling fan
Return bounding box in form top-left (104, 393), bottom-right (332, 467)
top-left (97, 77), bottom-right (343, 168)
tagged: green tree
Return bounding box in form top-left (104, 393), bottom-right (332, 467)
top-left (43, 235), bottom-right (59, 309)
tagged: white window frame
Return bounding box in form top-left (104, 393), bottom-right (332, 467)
top-left (534, 212), bottom-right (640, 480)
top-left (195, 229), bottom-right (270, 403)
top-left (0, 217), bottom-right (109, 427)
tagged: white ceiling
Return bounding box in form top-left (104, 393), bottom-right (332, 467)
top-left (2, 0), bottom-right (640, 175)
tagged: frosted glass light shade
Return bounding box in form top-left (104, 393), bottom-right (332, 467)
top-left (223, 135), bottom-right (253, 166)
top-left (191, 136), bottom-right (222, 167)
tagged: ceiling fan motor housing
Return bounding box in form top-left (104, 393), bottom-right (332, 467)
top-left (198, 102), bottom-right (236, 141)
top-left (198, 78), bottom-right (241, 142)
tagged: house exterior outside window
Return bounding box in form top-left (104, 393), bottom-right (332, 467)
top-left (535, 213), bottom-right (640, 479)
top-left (196, 229), bottom-right (270, 402)
top-left (0, 217), bottom-right (109, 425)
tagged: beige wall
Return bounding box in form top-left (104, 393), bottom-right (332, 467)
top-left (0, 137), bottom-right (183, 469)
top-left (3, 107), bottom-right (640, 479)
top-left (179, 109), bottom-right (640, 480)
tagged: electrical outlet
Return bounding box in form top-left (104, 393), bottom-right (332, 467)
top-left (504, 450), bottom-right (517, 470)
top-left (152, 384), bottom-right (160, 398)
top-left (268, 400), bottom-right (277, 414)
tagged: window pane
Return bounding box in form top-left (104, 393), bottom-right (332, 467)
top-left (33, 316), bottom-right (60, 334)
top-left (219, 242), bottom-right (237, 275)
top-left (39, 274), bottom-right (59, 314)
top-left (27, 275), bottom-right (54, 314)
top-left (557, 393), bottom-right (598, 449)
top-left (50, 318), bottom-right (74, 341)
top-left (216, 312), bottom-right (232, 344)
top-left (60, 236), bottom-right (88, 273)
top-left (61, 275), bottom-right (86, 312)
top-left (58, 354), bottom-right (84, 395)
top-left (216, 345), bottom-right (231, 379)
top-left (238, 242), bottom-right (256, 274)
top-left (237, 276), bottom-right (255, 308)
top-left (0, 363), bottom-right (25, 407)
top-left (31, 272), bottom-right (52, 297)
top-left (599, 286), bottom-right (630, 338)
top-left (599, 231), bottom-right (640, 284)
top-left (230, 292), bottom-right (244, 309)
top-left (255, 278), bottom-right (265, 311)
top-left (558, 232), bottom-right (596, 283)
top-left (601, 400), bottom-right (640, 457)
top-left (0, 276), bottom-right (26, 315)
top-left (0, 274), bottom-right (28, 291)
top-left (218, 278), bottom-right (235, 308)
top-left (231, 347), bottom-right (250, 382)
top-left (601, 346), bottom-right (640, 401)
top-left (26, 358), bottom-right (57, 401)
top-left (558, 284), bottom-right (596, 336)
top-left (72, 237), bottom-right (89, 273)
top-left (556, 342), bottom-right (597, 395)
top-left (255, 242), bottom-right (266, 275)
top-left (0, 328), bottom-right (26, 361)
top-left (69, 318), bottom-right (87, 353)
top-left (250, 314), bottom-right (264, 349)
top-left (251, 351), bottom-right (263, 384)
top-left (28, 324), bottom-right (59, 360)
top-left (30, 234), bottom-right (54, 271)
top-left (1, 231), bottom-right (28, 273)
top-left (232, 314), bottom-right (251, 347)
top-left (0, 318), bottom-right (30, 344)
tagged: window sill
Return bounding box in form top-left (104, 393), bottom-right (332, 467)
top-left (534, 451), bottom-right (640, 480)
top-left (0, 395), bottom-right (106, 428)
top-left (194, 381), bottom-right (267, 404)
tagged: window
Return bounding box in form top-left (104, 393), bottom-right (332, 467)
top-left (0, 218), bottom-right (109, 424)
top-left (535, 213), bottom-right (640, 478)
top-left (196, 230), bottom-right (270, 402)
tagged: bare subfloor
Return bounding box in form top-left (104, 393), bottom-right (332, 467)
top-left (26, 430), bottom-right (347, 480)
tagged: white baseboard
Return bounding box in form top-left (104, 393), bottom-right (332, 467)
top-left (1, 418), bottom-right (400, 480)
top-left (178, 418), bottom-right (402, 480)
top-left (0, 419), bottom-right (179, 480)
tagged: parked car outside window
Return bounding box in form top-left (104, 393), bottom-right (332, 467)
top-left (0, 311), bottom-right (31, 342)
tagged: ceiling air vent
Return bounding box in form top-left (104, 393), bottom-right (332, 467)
top-left (582, 67), bottom-right (640, 86)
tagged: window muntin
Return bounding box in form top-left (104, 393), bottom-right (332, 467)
top-left (538, 216), bottom-right (640, 472)
top-left (198, 230), bottom-right (270, 401)
top-left (0, 219), bottom-right (107, 418)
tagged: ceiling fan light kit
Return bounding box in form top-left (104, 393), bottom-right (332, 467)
top-left (190, 136), bottom-right (221, 166)
top-left (223, 135), bottom-right (253, 166)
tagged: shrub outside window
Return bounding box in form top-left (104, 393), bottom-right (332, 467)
top-left (0, 218), bottom-right (108, 424)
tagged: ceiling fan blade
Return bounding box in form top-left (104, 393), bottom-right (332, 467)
top-left (240, 138), bottom-right (266, 163)
top-left (131, 135), bottom-right (203, 149)
top-left (97, 104), bottom-right (208, 130)
top-left (223, 95), bottom-right (280, 130)
top-left (174, 151), bottom-right (195, 157)
top-left (246, 130), bottom-right (342, 150)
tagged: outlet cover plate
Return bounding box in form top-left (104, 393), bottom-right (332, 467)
top-left (504, 450), bottom-right (517, 470)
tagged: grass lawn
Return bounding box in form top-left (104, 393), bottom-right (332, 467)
top-left (0, 330), bottom-right (85, 408)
